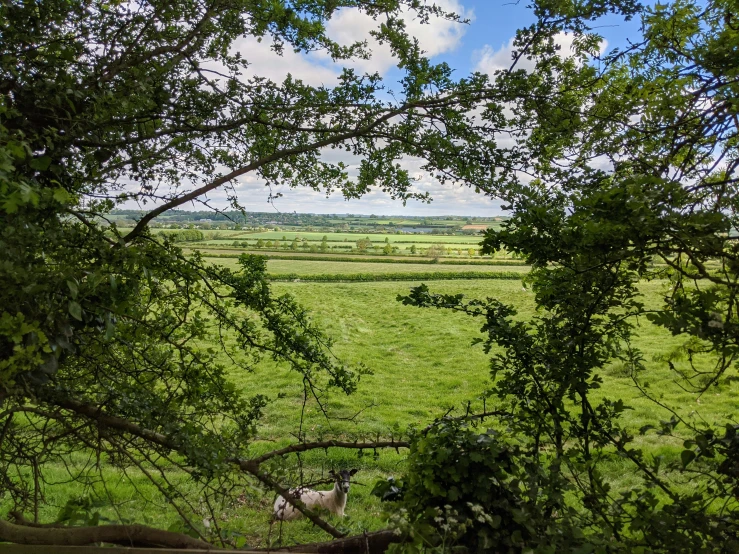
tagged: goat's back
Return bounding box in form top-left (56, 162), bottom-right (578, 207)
top-left (273, 488), bottom-right (331, 521)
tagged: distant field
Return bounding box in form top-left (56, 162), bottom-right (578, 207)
top-left (206, 257), bottom-right (530, 275)
top-left (223, 231), bottom-right (485, 243)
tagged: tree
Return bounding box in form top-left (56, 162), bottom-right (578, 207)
top-left (0, 0), bottom-right (500, 548)
top-left (426, 243), bottom-right (445, 260)
top-left (391, 0), bottom-right (739, 550)
top-left (255, 238), bottom-right (265, 248)
top-left (356, 237), bottom-right (373, 252)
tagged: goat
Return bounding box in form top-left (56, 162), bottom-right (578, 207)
top-left (273, 469), bottom-right (358, 521)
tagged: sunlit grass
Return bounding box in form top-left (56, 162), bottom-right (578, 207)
top-left (206, 257), bottom-right (530, 275)
top-left (14, 276), bottom-right (739, 547)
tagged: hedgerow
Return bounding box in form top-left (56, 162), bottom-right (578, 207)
top-left (193, 252), bottom-right (527, 266)
top-left (267, 271), bottom-right (523, 282)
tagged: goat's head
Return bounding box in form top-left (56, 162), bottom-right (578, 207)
top-left (329, 469), bottom-right (358, 493)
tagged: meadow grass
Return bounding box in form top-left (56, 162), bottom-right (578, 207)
top-left (17, 275), bottom-right (739, 548)
top-left (205, 257), bottom-right (530, 275)
top-left (224, 231), bottom-right (485, 244)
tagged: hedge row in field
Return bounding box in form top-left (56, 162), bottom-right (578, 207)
top-left (195, 251), bottom-right (528, 266)
top-left (267, 271), bottom-right (524, 282)
top-left (263, 255), bottom-right (527, 266)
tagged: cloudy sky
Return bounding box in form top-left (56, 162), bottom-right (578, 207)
top-left (180, 1), bottom-right (640, 217)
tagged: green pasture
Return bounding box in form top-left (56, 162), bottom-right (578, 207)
top-left (236, 279), bottom-right (735, 443)
top-left (206, 258), bottom-right (530, 275)
top-left (201, 238), bottom-right (478, 248)
top-left (222, 231), bottom-right (485, 244)
top-left (182, 249), bottom-right (526, 265)
top-left (20, 276), bottom-right (738, 547)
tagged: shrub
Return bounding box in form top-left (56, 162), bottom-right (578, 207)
top-left (381, 423), bottom-right (557, 552)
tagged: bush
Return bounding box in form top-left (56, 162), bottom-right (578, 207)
top-left (383, 423), bottom-right (544, 552)
top-left (161, 229), bottom-right (204, 242)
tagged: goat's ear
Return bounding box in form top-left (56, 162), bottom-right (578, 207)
top-left (328, 469), bottom-right (336, 477)
top-left (349, 469), bottom-right (359, 476)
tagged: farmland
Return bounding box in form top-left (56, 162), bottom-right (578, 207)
top-left (207, 257), bottom-right (530, 275)
top-left (43, 274), bottom-right (733, 547)
top-left (24, 226), bottom-right (738, 547)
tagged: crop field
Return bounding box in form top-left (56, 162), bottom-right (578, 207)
top-left (183, 248), bottom-right (524, 264)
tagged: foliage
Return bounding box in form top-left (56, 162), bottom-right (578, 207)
top-left (3, 0), bottom-right (737, 548)
top-left (390, 0), bottom-right (739, 550)
top-left (378, 421), bottom-right (588, 554)
top-left (425, 244), bottom-right (446, 259)
top-left (159, 229), bottom-right (204, 242)
top-left (357, 238), bottom-right (374, 252)
top-left (0, 0), bottom-right (505, 544)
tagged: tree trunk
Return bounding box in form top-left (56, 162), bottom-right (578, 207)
top-left (0, 518), bottom-right (214, 550)
top-left (269, 530), bottom-right (402, 553)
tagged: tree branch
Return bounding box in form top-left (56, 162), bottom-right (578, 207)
top-left (263, 529), bottom-right (403, 553)
top-left (0, 517), bottom-right (213, 549)
top-left (248, 439), bottom-right (410, 466)
top-left (45, 395), bottom-right (357, 539)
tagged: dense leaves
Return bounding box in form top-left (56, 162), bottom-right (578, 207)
top-left (391, 0), bottom-right (739, 551)
top-left (0, 0), bottom-right (499, 538)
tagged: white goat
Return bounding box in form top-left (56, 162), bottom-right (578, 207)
top-left (273, 469), bottom-right (358, 520)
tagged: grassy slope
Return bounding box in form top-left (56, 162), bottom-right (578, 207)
top-left (21, 266), bottom-right (739, 547)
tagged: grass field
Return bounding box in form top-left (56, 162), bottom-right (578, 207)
top-left (217, 231), bottom-right (485, 244)
top-left (21, 254), bottom-right (739, 548)
top-left (205, 257), bottom-right (531, 275)
top-left (224, 278), bottom-right (737, 545)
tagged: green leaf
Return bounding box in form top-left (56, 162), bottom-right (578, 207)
top-left (680, 450), bottom-right (696, 468)
top-left (66, 280), bottom-right (78, 299)
top-left (29, 156), bottom-right (51, 171)
top-left (68, 301), bottom-right (83, 321)
top-left (53, 188), bottom-right (71, 203)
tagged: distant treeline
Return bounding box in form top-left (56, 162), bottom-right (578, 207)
top-left (267, 271), bottom-right (524, 282)
top-left (111, 209), bottom-right (498, 226)
top-left (160, 229), bottom-right (204, 242)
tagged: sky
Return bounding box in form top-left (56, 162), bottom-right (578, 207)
top-left (178, 1), bottom-right (642, 217)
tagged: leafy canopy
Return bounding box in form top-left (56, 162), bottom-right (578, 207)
top-left (390, 0), bottom-right (739, 551)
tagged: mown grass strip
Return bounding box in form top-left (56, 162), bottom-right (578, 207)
top-left (267, 271), bottom-right (524, 282)
top-left (190, 250), bottom-right (528, 266)
top-left (264, 255), bottom-right (527, 266)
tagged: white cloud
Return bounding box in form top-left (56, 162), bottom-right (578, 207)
top-left (127, 2), bottom-right (506, 216)
top-left (324, 0), bottom-right (473, 75)
top-left (227, 0), bottom-right (473, 84)
top-left (473, 32), bottom-right (606, 77)
top-left (214, 147), bottom-right (505, 216)
top-left (228, 36), bottom-right (339, 87)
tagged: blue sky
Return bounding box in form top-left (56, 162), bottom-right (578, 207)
top-left (191, 1), bottom-right (642, 217)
